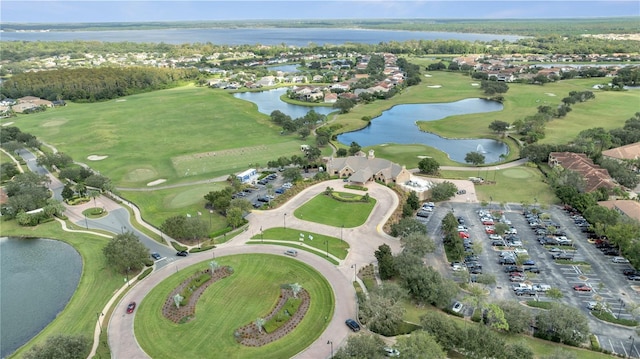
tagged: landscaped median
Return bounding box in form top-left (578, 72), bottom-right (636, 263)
top-left (293, 190), bottom-right (376, 227)
top-left (135, 254), bottom-right (334, 358)
top-left (249, 227), bottom-right (349, 260)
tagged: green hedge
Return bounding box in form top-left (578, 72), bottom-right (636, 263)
top-left (344, 184), bottom-right (368, 191)
top-left (263, 297), bottom-right (302, 333)
top-left (179, 272), bottom-right (211, 306)
top-left (525, 300), bottom-right (552, 309)
top-left (592, 310), bottom-right (638, 326)
top-left (138, 267), bottom-right (153, 280)
top-left (189, 244), bottom-right (216, 253)
top-left (471, 309), bottom-right (482, 322)
top-left (211, 226), bottom-right (233, 238)
top-left (171, 241), bottom-right (188, 251)
top-left (590, 334), bottom-right (601, 351)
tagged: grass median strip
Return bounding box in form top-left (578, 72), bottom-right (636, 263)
top-left (251, 227), bottom-right (348, 259)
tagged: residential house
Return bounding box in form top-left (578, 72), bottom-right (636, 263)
top-left (323, 92), bottom-right (338, 103)
top-left (602, 142), bottom-right (640, 162)
top-left (325, 150), bottom-right (411, 185)
top-left (548, 152), bottom-right (617, 192)
top-left (598, 200), bottom-right (640, 222)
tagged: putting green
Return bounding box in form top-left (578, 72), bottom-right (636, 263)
top-left (166, 187), bottom-right (216, 208)
top-left (501, 168), bottom-right (532, 179)
top-left (135, 254), bottom-right (334, 358)
top-left (123, 167), bottom-right (158, 182)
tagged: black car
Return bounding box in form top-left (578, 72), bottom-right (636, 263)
top-left (457, 216), bottom-right (465, 225)
top-left (257, 196), bottom-right (270, 203)
top-left (176, 250), bottom-right (188, 257)
top-left (416, 210), bottom-right (431, 218)
top-left (628, 275), bottom-right (640, 281)
top-left (623, 269), bottom-right (639, 276)
top-left (524, 266), bottom-right (541, 273)
top-left (515, 289), bottom-right (536, 296)
top-left (504, 265), bottom-right (524, 273)
top-left (252, 202), bottom-right (262, 208)
top-left (345, 318), bottom-right (361, 332)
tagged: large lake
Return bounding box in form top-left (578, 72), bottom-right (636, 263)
top-left (0, 237), bottom-right (82, 358)
top-left (233, 88), bottom-right (507, 163)
top-left (1, 28), bottom-right (523, 45)
top-left (337, 98), bottom-right (507, 163)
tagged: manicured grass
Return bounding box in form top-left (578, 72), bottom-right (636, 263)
top-left (250, 227), bottom-right (349, 259)
top-left (11, 85), bottom-right (313, 188)
top-left (1, 220), bottom-right (123, 358)
top-left (120, 181), bottom-right (228, 229)
top-left (135, 254), bottom-right (334, 358)
top-left (294, 192), bottom-right (376, 228)
top-left (440, 165), bottom-right (557, 205)
top-left (247, 241), bottom-right (340, 265)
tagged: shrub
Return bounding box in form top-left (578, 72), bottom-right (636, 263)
top-left (590, 334), bottom-right (601, 351)
top-left (471, 309), bottom-right (482, 322)
top-left (263, 297), bottom-right (302, 333)
top-left (179, 272), bottom-right (211, 306)
top-left (189, 244), bottom-right (216, 253)
top-left (138, 267), bottom-right (153, 280)
top-left (592, 310), bottom-right (638, 326)
top-left (525, 300), bottom-right (552, 309)
top-left (344, 184), bottom-right (368, 191)
top-left (211, 227), bottom-right (233, 238)
top-left (171, 241), bottom-right (188, 251)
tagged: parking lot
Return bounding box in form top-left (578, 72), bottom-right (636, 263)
top-left (419, 201), bottom-right (639, 357)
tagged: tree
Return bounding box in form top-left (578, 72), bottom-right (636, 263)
top-left (290, 283), bottom-right (302, 298)
top-left (358, 290), bottom-right (405, 336)
top-left (463, 324), bottom-right (507, 359)
top-left (298, 126), bottom-right (311, 139)
top-left (395, 330), bottom-right (446, 358)
top-left (401, 265), bottom-right (457, 307)
top-left (103, 232), bottom-right (150, 274)
top-left (418, 157), bottom-right (440, 175)
top-left (333, 98), bottom-right (355, 114)
top-left (406, 191), bottom-right (420, 210)
top-left (61, 183), bottom-right (75, 201)
top-left (430, 181), bottom-right (458, 201)
top-left (255, 317), bottom-right (265, 333)
top-left (282, 167), bottom-right (302, 183)
top-left (375, 244), bottom-right (396, 280)
top-left (336, 148), bottom-right (348, 157)
top-left (488, 120), bottom-right (510, 137)
top-left (535, 303), bottom-right (589, 346)
top-left (0, 162), bottom-right (19, 180)
top-left (87, 189), bottom-right (100, 208)
top-left (226, 207), bottom-right (244, 228)
top-left (500, 341), bottom-right (534, 359)
top-left (484, 303), bottom-right (509, 331)
top-left (348, 141), bottom-right (362, 156)
top-left (420, 311), bottom-right (462, 351)
top-left (390, 217), bottom-right (428, 237)
top-left (498, 300), bottom-right (533, 334)
top-left (333, 334), bottom-right (386, 359)
top-left (1, 172), bottom-right (51, 218)
top-left (401, 232), bottom-right (436, 257)
top-left (465, 151), bottom-right (485, 166)
top-left (541, 349), bottom-right (577, 359)
top-left (24, 334), bottom-right (90, 359)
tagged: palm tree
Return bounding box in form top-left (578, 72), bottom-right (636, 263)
top-left (173, 293), bottom-right (183, 309)
top-left (290, 283), bottom-right (302, 298)
top-left (255, 317), bottom-right (265, 333)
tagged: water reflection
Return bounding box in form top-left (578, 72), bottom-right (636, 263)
top-left (233, 87), bottom-right (336, 119)
top-left (337, 98), bottom-right (508, 163)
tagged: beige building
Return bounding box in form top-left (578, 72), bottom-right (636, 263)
top-left (598, 200), bottom-right (640, 223)
top-left (325, 150), bottom-right (411, 185)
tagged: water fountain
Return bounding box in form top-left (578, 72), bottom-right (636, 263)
top-left (476, 144), bottom-right (487, 154)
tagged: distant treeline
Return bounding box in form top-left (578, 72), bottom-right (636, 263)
top-left (2, 17), bottom-right (639, 36)
top-left (0, 67), bottom-right (199, 102)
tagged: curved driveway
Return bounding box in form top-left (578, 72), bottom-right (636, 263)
top-left (108, 179), bottom-right (401, 359)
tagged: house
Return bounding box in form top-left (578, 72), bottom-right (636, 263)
top-left (598, 200), bottom-right (640, 222)
top-left (548, 152), bottom-right (617, 192)
top-left (323, 92), bottom-right (337, 103)
top-left (325, 150), bottom-right (411, 185)
top-left (602, 142), bottom-right (640, 162)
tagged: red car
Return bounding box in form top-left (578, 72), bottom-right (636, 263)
top-left (459, 231), bottom-right (470, 239)
top-left (482, 219), bottom-right (495, 225)
top-left (573, 285), bottom-right (592, 292)
top-left (126, 301), bottom-right (136, 314)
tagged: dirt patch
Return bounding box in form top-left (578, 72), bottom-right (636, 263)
top-left (87, 155), bottom-right (108, 161)
top-left (147, 179), bottom-right (166, 186)
top-left (234, 288), bottom-right (310, 347)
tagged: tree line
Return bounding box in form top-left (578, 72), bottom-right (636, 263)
top-left (0, 66), bottom-right (200, 102)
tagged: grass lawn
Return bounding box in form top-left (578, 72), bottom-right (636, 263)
top-left (247, 241), bottom-right (340, 265)
top-left (250, 227), bottom-right (349, 259)
top-left (1, 220), bottom-right (123, 358)
top-left (9, 85), bottom-right (313, 188)
top-left (135, 254), bottom-right (334, 358)
top-left (120, 181), bottom-right (228, 229)
top-left (440, 165), bottom-right (557, 205)
top-left (294, 192), bottom-right (376, 227)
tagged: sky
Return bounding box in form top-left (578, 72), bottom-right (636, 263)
top-left (1, 0), bottom-right (639, 23)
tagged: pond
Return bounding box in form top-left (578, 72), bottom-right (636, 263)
top-left (337, 98), bottom-right (508, 163)
top-left (233, 87), bottom-right (336, 119)
top-left (266, 64), bottom-right (301, 73)
top-left (0, 237), bottom-right (83, 358)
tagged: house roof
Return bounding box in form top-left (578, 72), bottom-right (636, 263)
top-left (602, 142), bottom-right (640, 160)
top-left (549, 152), bottom-right (617, 192)
top-left (598, 200), bottom-right (640, 222)
top-left (328, 156), bottom-right (405, 183)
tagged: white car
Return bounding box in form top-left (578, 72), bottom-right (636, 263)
top-left (489, 234), bottom-right (503, 240)
top-left (452, 301), bottom-right (464, 313)
top-left (612, 257), bottom-right (630, 263)
top-left (533, 284), bottom-right (551, 292)
top-left (513, 248), bottom-right (528, 256)
top-left (383, 347), bottom-right (400, 357)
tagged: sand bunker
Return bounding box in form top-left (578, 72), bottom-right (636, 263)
top-left (427, 85), bottom-right (442, 88)
top-left (87, 155), bottom-right (108, 161)
top-left (147, 179), bottom-right (167, 186)
top-left (424, 74), bottom-right (432, 77)
top-left (115, 99), bottom-right (127, 102)
top-left (2, 122), bottom-right (15, 127)
top-left (417, 155), bottom-right (431, 159)
top-left (471, 83), bottom-right (480, 87)
top-left (545, 93), bottom-right (557, 96)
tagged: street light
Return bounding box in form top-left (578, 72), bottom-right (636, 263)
top-left (121, 226), bottom-right (126, 234)
top-left (618, 298), bottom-right (625, 319)
top-left (341, 225), bottom-right (344, 242)
top-left (325, 240), bottom-right (329, 258)
top-left (125, 267), bottom-right (130, 287)
top-left (327, 340), bottom-right (333, 358)
top-left (351, 264), bottom-right (357, 281)
top-left (260, 226), bottom-right (264, 244)
top-left (629, 335), bottom-right (635, 359)
top-left (209, 210), bottom-right (213, 230)
top-left (96, 312), bottom-right (102, 335)
top-left (284, 213), bottom-right (287, 230)
top-left (494, 166), bottom-right (499, 182)
top-left (84, 214), bottom-right (89, 229)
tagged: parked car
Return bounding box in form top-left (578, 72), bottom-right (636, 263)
top-left (515, 289), bottom-right (536, 296)
top-left (151, 252), bottom-right (162, 260)
top-left (510, 276), bottom-right (525, 282)
top-left (533, 284), bottom-right (551, 292)
top-left (524, 266), bottom-right (541, 273)
top-left (452, 301), bottom-right (464, 313)
top-left (383, 347), bottom-right (400, 357)
top-left (627, 275), bottom-right (640, 281)
top-left (257, 196), bottom-right (270, 202)
top-left (126, 301), bottom-right (136, 314)
top-left (623, 269), bottom-right (639, 276)
top-left (523, 259), bottom-right (536, 266)
top-left (176, 250), bottom-right (188, 257)
top-left (573, 284), bottom-right (592, 292)
top-left (612, 257), bottom-right (630, 264)
top-left (504, 265), bottom-right (523, 273)
top-left (416, 210), bottom-right (431, 218)
top-left (275, 187), bottom-right (286, 194)
top-left (587, 301), bottom-right (600, 310)
top-left (345, 318), bottom-right (361, 332)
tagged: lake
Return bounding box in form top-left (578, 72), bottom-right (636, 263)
top-left (233, 87), bottom-right (336, 119)
top-left (0, 237), bottom-right (82, 358)
top-left (337, 98), bottom-right (507, 163)
top-left (233, 88), bottom-right (507, 163)
top-left (1, 28), bottom-right (523, 45)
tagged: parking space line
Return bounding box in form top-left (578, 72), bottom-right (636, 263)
top-left (609, 338), bottom-right (617, 355)
top-left (621, 340), bottom-right (629, 357)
